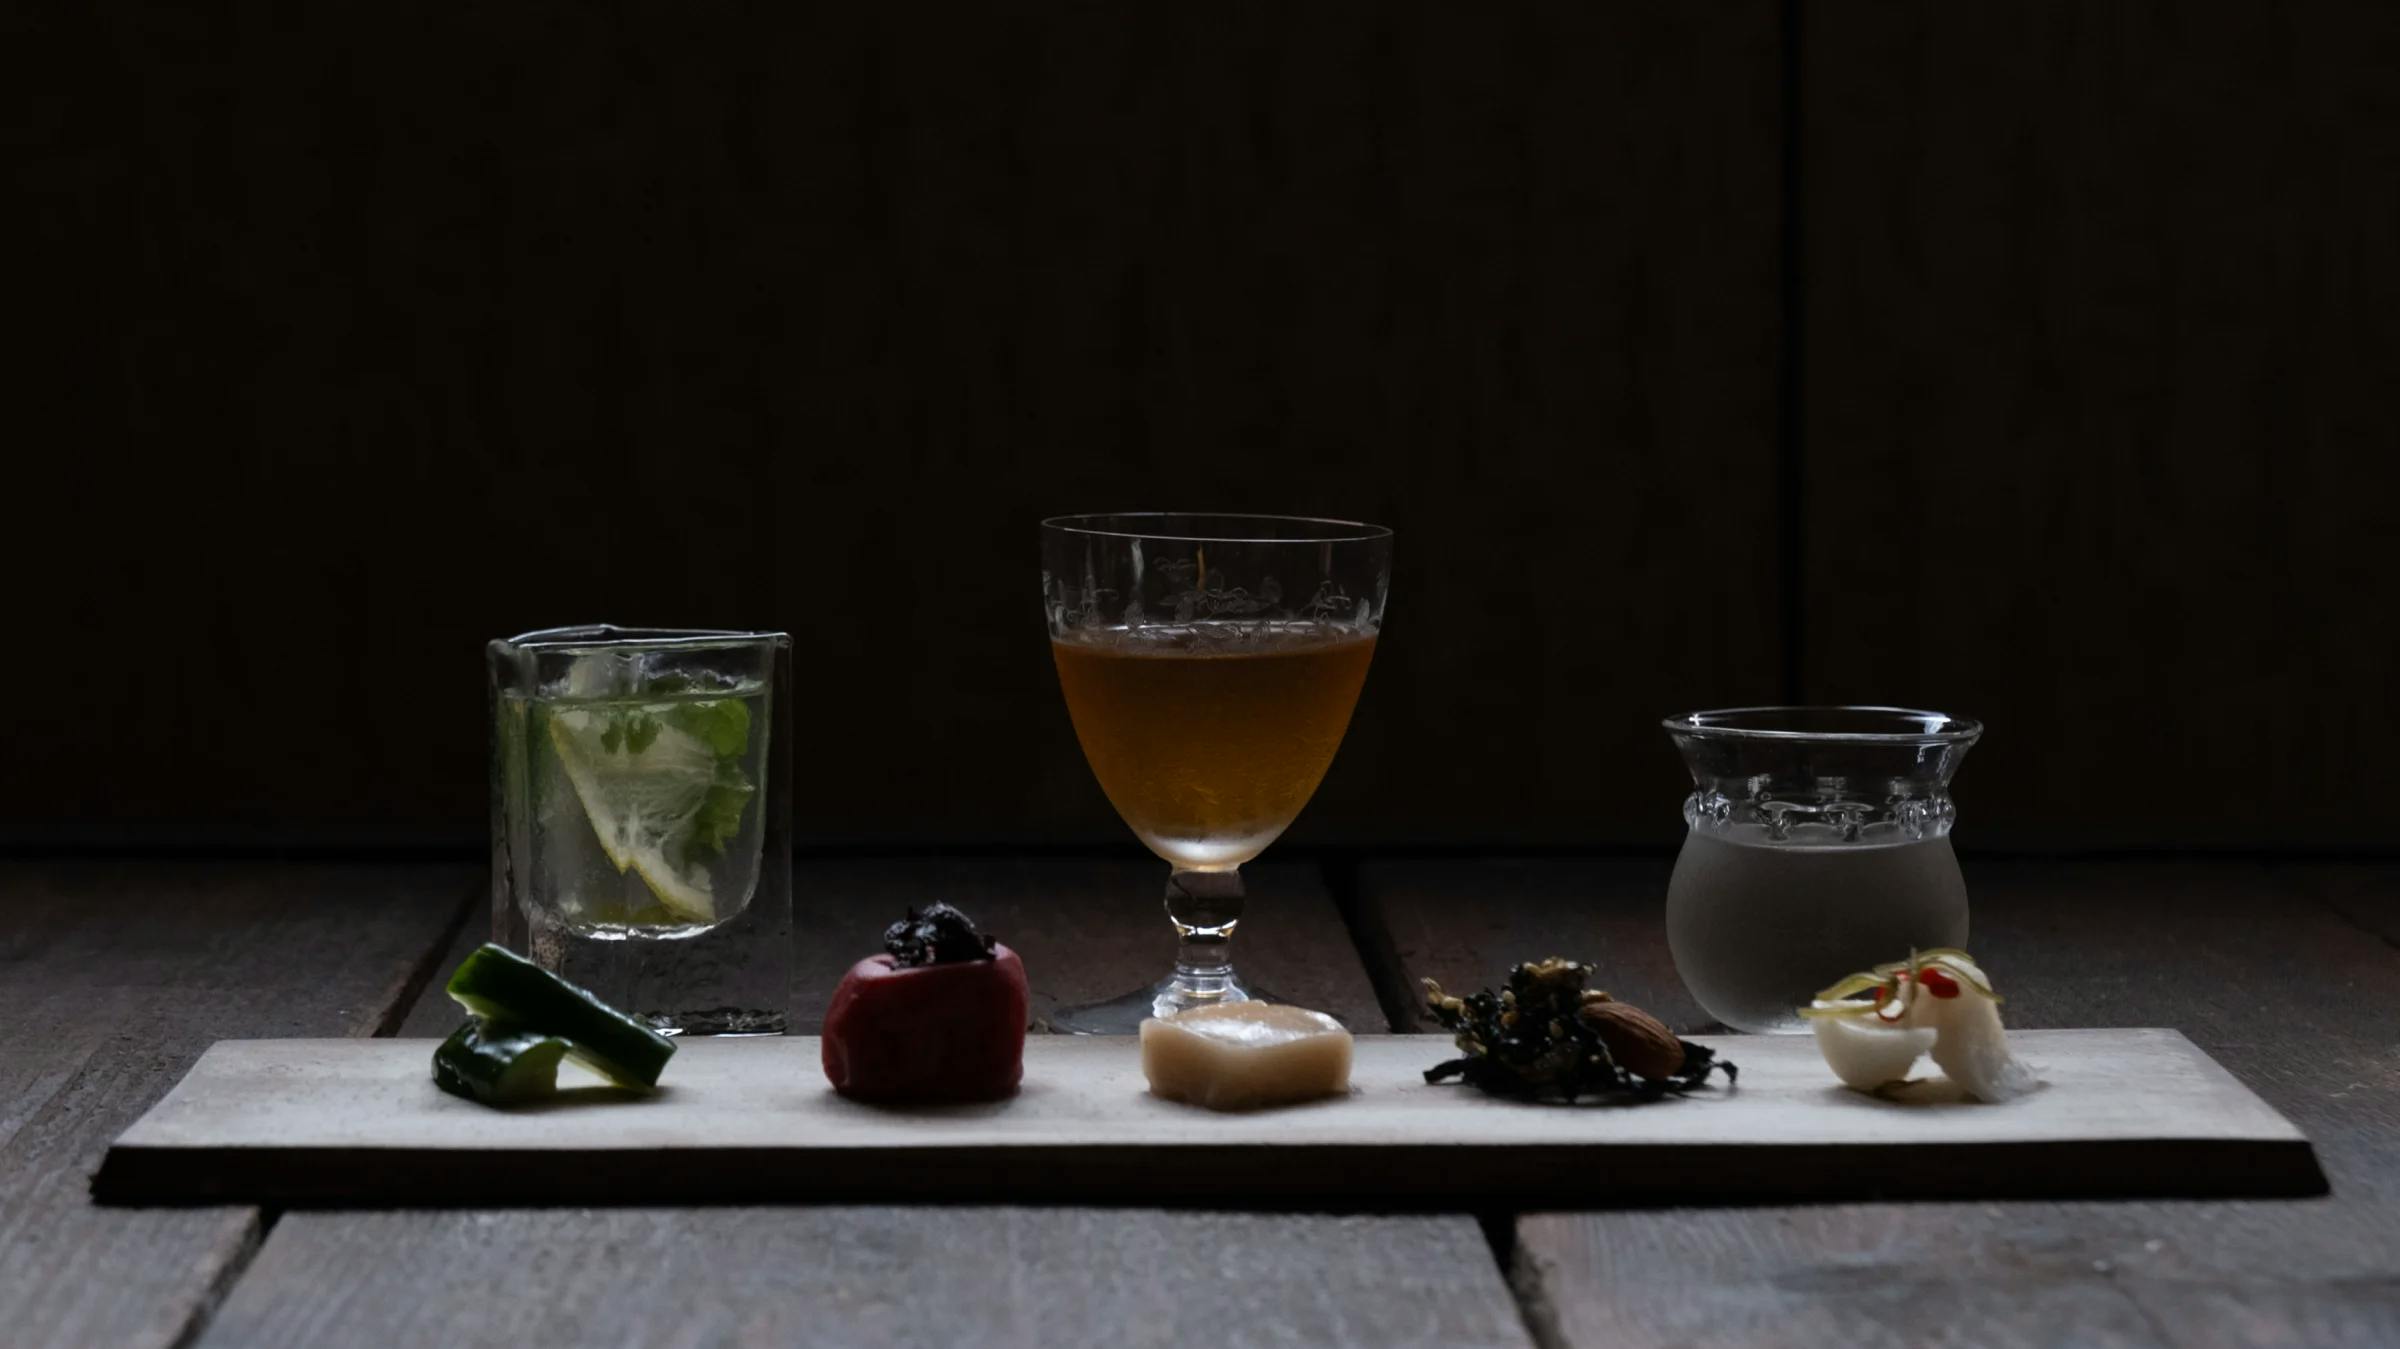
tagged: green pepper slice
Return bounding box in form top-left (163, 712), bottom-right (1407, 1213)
top-left (444, 943), bottom-right (676, 1089)
top-left (432, 1022), bottom-right (572, 1104)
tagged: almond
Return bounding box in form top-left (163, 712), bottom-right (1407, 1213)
top-left (1578, 1000), bottom-right (1686, 1080)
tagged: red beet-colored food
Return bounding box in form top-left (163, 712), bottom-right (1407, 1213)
top-left (821, 942), bottom-right (1028, 1104)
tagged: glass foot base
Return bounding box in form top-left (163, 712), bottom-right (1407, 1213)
top-left (1047, 974), bottom-right (1305, 1035)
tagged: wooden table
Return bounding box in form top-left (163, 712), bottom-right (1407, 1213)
top-left (4, 854), bottom-right (2394, 1348)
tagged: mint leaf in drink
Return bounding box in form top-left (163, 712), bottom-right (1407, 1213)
top-left (680, 763), bottom-right (756, 873)
top-left (665, 697), bottom-right (750, 758)
top-left (664, 697), bottom-right (754, 870)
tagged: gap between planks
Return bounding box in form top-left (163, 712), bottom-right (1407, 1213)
top-left (370, 883), bottom-right (481, 1039)
top-left (162, 1210), bottom-right (270, 1349)
top-left (1327, 856), bottom-right (1556, 1347)
top-left (1322, 853), bottom-right (1425, 1034)
top-left (176, 877), bottom-right (477, 1349)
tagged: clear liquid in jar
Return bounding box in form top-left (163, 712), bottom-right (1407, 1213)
top-left (1665, 829), bottom-right (1969, 1033)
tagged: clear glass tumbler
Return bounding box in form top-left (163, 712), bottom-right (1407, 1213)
top-left (488, 625), bottom-right (793, 1034)
top-left (1662, 706), bottom-right (1981, 1034)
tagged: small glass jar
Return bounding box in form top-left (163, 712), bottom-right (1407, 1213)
top-left (489, 625), bottom-right (793, 1034)
top-left (1661, 706), bottom-right (1981, 1033)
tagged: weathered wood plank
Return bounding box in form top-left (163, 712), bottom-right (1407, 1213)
top-left (1355, 858), bottom-right (2400, 1348)
top-left (0, 861), bottom-right (473, 1349)
top-left (199, 1208), bottom-right (1533, 1349)
top-left (404, 854), bottom-right (1385, 1036)
top-left (1517, 1193), bottom-right (2400, 1349)
top-left (1352, 855), bottom-right (1706, 1030)
top-left (1515, 1206), bottom-right (2173, 1349)
top-left (2306, 865), bottom-right (2400, 949)
top-left (1516, 1200), bottom-right (2400, 1349)
top-left (396, 899), bottom-right (490, 1037)
top-left (1797, 1), bottom-right (2400, 849)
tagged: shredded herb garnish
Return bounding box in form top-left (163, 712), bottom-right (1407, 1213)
top-left (883, 902), bottom-right (999, 967)
top-left (1423, 958), bottom-right (1736, 1102)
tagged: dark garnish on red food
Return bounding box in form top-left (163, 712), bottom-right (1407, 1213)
top-left (883, 902), bottom-right (999, 967)
top-left (1422, 958), bottom-right (1736, 1102)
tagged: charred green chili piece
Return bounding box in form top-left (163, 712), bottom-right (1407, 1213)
top-left (432, 1022), bottom-right (573, 1104)
top-left (442, 943), bottom-right (676, 1090)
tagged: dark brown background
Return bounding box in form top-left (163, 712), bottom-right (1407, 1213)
top-left (5, 2), bottom-right (2394, 853)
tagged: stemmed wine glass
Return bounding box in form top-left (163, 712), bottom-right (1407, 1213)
top-left (1041, 513), bottom-right (1392, 1034)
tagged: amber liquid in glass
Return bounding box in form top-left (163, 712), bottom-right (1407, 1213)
top-left (1052, 623), bottom-right (1377, 869)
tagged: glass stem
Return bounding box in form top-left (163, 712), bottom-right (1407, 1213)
top-left (1164, 867), bottom-right (1245, 1003)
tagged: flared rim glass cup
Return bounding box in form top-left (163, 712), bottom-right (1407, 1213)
top-left (1042, 512), bottom-right (1392, 1033)
top-left (1660, 705), bottom-right (1981, 1034)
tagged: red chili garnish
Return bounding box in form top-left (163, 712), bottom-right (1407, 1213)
top-left (1919, 967), bottom-right (1962, 999)
top-left (1873, 984), bottom-right (1890, 1006)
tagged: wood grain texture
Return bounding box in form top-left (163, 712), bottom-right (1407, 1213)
top-left (402, 854), bottom-right (1387, 1035)
top-left (1798, 1), bottom-right (2400, 848)
top-left (1515, 1202), bottom-right (2400, 1349)
top-left (2309, 865), bottom-right (2400, 949)
top-left (395, 900), bottom-right (491, 1038)
top-left (1351, 858), bottom-right (2400, 1348)
top-left (403, 854), bottom-right (1384, 1038)
top-left (3, 0), bottom-right (1781, 850)
top-left (198, 1208), bottom-right (1534, 1349)
top-left (1353, 855), bottom-right (1708, 1031)
top-left (98, 1031), bottom-right (2318, 1208)
top-left (0, 862), bottom-right (471, 1349)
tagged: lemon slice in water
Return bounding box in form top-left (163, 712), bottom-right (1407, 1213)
top-left (546, 707), bottom-right (719, 924)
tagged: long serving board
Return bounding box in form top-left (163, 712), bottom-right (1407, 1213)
top-left (93, 1030), bottom-right (2323, 1207)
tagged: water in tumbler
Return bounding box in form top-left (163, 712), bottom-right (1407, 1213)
top-left (1665, 828), bottom-right (1969, 1034)
top-left (499, 667), bottom-right (770, 941)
